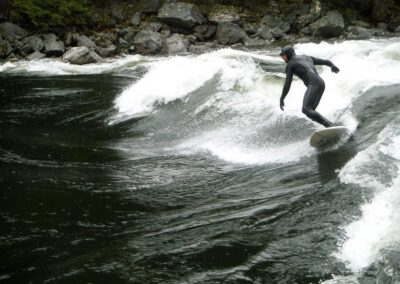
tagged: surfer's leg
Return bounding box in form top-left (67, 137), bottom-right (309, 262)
top-left (302, 84), bottom-right (333, 127)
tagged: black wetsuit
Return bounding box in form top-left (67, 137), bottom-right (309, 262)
top-left (281, 54), bottom-right (337, 127)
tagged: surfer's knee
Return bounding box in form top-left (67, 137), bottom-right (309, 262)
top-left (302, 106), bottom-right (312, 116)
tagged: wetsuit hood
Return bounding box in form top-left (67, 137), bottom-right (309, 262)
top-left (279, 46), bottom-right (296, 60)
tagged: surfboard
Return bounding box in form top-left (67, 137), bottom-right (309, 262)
top-left (310, 126), bottom-right (350, 148)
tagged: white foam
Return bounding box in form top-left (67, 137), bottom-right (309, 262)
top-left (337, 119), bottom-right (400, 272)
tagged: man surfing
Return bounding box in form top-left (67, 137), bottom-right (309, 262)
top-left (279, 45), bottom-right (340, 127)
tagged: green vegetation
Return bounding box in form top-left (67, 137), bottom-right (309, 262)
top-left (10, 0), bottom-right (91, 29)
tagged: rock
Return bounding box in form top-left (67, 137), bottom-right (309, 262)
top-left (193, 24), bottom-right (216, 40)
top-left (244, 38), bottom-right (269, 47)
top-left (271, 27), bottom-right (285, 40)
top-left (378, 22), bottom-right (388, 31)
top-left (396, 26), bottom-right (400, 33)
top-left (164, 34), bottom-right (189, 55)
top-left (158, 2), bottom-right (206, 29)
top-left (131, 12), bottom-right (141, 26)
top-left (216, 22), bottom-right (247, 45)
top-left (297, 0), bottom-right (322, 28)
top-left (76, 35), bottom-right (97, 51)
top-left (345, 26), bottom-right (374, 39)
top-left (123, 30), bottom-right (137, 43)
top-left (0, 36), bottom-right (13, 58)
top-left (27, 51), bottom-right (46, 60)
top-left (309, 11), bottom-right (345, 38)
top-left (21, 36), bottom-right (44, 54)
top-left (261, 15), bottom-right (291, 33)
top-left (43, 33), bottom-right (65, 57)
top-left (351, 20), bottom-right (371, 28)
top-left (111, 4), bottom-right (125, 22)
top-left (133, 28), bottom-right (163, 54)
top-left (96, 45), bottom-right (117, 58)
top-left (242, 22), bottom-right (258, 35)
top-left (118, 37), bottom-right (129, 48)
top-left (0, 22), bottom-right (29, 43)
top-left (208, 5), bottom-right (240, 23)
top-left (189, 42), bottom-right (217, 54)
top-left (256, 26), bottom-right (274, 40)
top-left (141, 0), bottom-right (162, 14)
top-left (63, 46), bottom-right (102, 65)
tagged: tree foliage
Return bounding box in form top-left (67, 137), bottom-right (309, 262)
top-left (10, 0), bottom-right (91, 29)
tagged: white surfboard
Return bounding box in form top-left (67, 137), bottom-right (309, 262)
top-left (310, 126), bottom-right (350, 148)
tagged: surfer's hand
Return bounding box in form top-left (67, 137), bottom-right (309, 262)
top-left (331, 65), bottom-right (340, 73)
top-left (280, 98), bottom-right (285, 111)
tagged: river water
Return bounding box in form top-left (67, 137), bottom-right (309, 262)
top-left (1, 38), bottom-right (400, 283)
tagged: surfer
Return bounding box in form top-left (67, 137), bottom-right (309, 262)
top-left (279, 45), bottom-right (340, 127)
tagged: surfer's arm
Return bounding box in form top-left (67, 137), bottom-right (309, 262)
top-left (311, 57), bottom-right (340, 73)
top-left (280, 69), bottom-right (293, 111)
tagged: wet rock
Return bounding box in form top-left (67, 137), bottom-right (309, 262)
top-left (43, 33), bottom-right (65, 57)
top-left (27, 51), bottom-right (46, 60)
top-left (244, 38), bottom-right (269, 48)
top-left (96, 45), bottom-right (117, 58)
top-left (189, 42), bottom-right (217, 54)
top-left (271, 27), bottom-right (285, 40)
top-left (63, 46), bottom-right (102, 65)
top-left (76, 35), bottom-right (97, 51)
top-left (118, 37), bottom-right (129, 48)
top-left (164, 33), bottom-right (189, 55)
top-left (208, 5), bottom-right (240, 23)
top-left (141, 0), bottom-right (162, 14)
top-left (21, 36), bottom-right (44, 54)
top-left (96, 45), bottom-right (115, 58)
top-left (133, 28), bottom-right (163, 55)
top-left (261, 15), bottom-right (291, 33)
top-left (345, 26), bottom-right (374, 39)
top-left (158, 2), bottom-right (206, 29)
top-left (111, 4), bottom-right (125, 22)
top-left (0, 36), bottom-right (13, 58)
top-left (309, 11), bottom-right (345, 38)
top-left (0, 22), bottom-right (29, 43)
top-left (131, 12), bottom-right (141, 26)
top-left (216, 22), bottom-right (247, 45)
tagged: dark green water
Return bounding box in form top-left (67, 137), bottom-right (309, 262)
top-left (1, 40), bottom-right (400, 283)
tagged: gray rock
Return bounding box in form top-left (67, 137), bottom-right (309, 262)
top-left (118, 37), bottom-right (129, 48)
top-left (189, 42), bottom-right (217, 54)
top-left (297, 0), bottom-right (322, 28)
top-left (256, 25), bottom-right (274, 40)
top-left (43, 33), bottom-right (65, 57)
top-left (27, 51), bottom-right (46, 60)
top-left (0, 22), bottom-right (29, 43)
top-left (271, 27), bottom-right (285, 39)
top-left (193, 24), bottom-right (216, 40)
top-left (111, 4), bottom-right (125, 22)
top-left (123, 30), bottom-right (137, 43)
top-left (0, 36), bottom-right (13, 58)
top-left (131, 12), bottom-right (141, 26)
top-left (96, 45), bottom-right (117, 58)
top-left (158, 2), bottom-right (206, 29)
top-left (164, 34), bottom-right (189, 55)
top-left (133, 28), bottom-right (163, 54)
top-left (244, 38), bottom-right (269, 47)
top-left (396, 26), bottom-right (400, 33)
top-left (309, 11), bottom-right (345, 38)
top-left (63, 46), bottom-right (102, 65)
top-left (345, 26), bottom-right (373, 39)
top-left (216, 22), bottom-right (247, 45)
top-left (76, 35), bottom-right (97, 51)
top-left (351, 20), bottom-right (371, 29)
top-left (141, 0), bottom-right (162, 14)
top-left (21, 36), bottom-right (44, 54)
top-left (261, 15), bottom-right (291, 33)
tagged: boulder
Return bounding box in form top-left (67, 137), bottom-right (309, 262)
top-left (133, 28), bottom-right (163, 54)
top-left (345, 26), bottom-right (374, 39)
top-left (131, 12), bottom-right (141, 26)
top-left (309, 11), bottom-right (345, 38)
top-left (21, 36), bottom-right (44, 54)
top-left (296, 0), bottom-right (322, 29)
top-left (244, 38), bottom-right (269, 48)
top-left (96, 45), bottom-right (117, 58)
top-left (256, 25), bottom-right (274, 40)
top-left (76, 35), bottom-right (97, 51)
top-left (208, 5), bottom-right (240, 23)
top-left (193, 24), bottom-right (216, 41)
top-left (43, 34), bottom-right (65, 57)
top-left (158, 2), bottom-right (206, 29)
top-left (141, 0), bottom-right (162, 14)
top-left (216, 22), bottom-right (247, 45)
top-left (0, 36), bottom-right (13, 58)
top-left (111, 4), bottom-right (125, 22)
top-left (63, 46), bottom-right (102, 65)
top-left (164, 34), bottom-right (189, 55)
top-left (261, 15), bottom-right (291, 33)
top-left (0, 22), bottom-right (29, 43)
top-left (27, 51), bottom-right (46, 60)
top-left (118, 37), bottom-right (129, 48)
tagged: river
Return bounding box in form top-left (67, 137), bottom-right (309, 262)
top-left (1, 38), bottom-right (400, 283)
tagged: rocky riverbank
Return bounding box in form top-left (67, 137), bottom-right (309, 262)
top-left (1, 0), bottom-right (400, 64)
